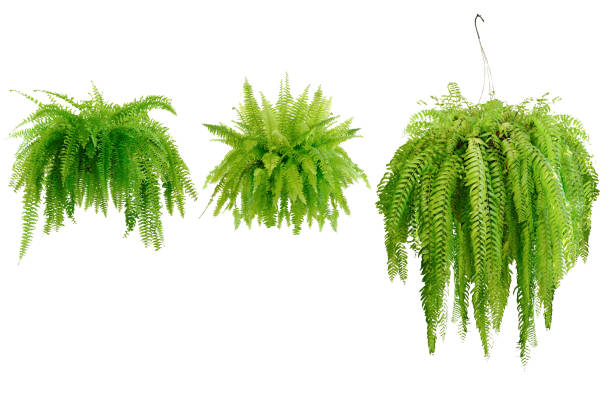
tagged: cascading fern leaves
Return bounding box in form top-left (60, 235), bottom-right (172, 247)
top-left (204, 77), bottom-right (368, 233)
top-left (376, 83), bottom-right (599, 363)
top-left (10, 85), bottom-right (197, 259)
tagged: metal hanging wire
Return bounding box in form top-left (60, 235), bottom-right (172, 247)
top-left (475, 14), bottom-right (495, 102)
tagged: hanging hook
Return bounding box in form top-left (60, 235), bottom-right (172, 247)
top-left (474, 14), bottom-right (484, 41)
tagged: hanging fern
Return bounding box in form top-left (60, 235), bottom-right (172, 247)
top-left (203, 76), bottom-right (368, 233)
top-left (10, 85), bottom-right (197, 259)
top-left (376, 83), bottom-right (599, 363)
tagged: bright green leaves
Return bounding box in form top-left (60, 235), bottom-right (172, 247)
top-left (10, 85), bottom-right (197, 259)
top-left (262, 152), bottom-right (281, 175)
top-left (464, 138), bottom-right (492, 356)
top-left (377, 83), bottom-right (599, 364)
top-left (204, 76), bottom-right (367, 234)
top-left (284, 161), bottom-right (305, 204)
top-left (423, 155), bottom-right (461, 352)
top-left (300, 155), bottom-right (318, 191)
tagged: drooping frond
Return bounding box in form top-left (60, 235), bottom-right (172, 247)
top-left (203, 76), bottom-right (368, 233)
top-left (10, 85), bottom-right (197, 260)
top-left (376, 83), bottom-right (599, 364)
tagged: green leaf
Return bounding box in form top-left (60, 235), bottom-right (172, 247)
top-left (262, 152), bottom-right (281, 175)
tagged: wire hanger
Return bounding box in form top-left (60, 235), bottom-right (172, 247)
top-left (475, 14), bottom-right (495, 102)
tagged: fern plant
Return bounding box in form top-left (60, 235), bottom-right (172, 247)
top-left (376, 83), bottom-right (599, 363)
top-left (203, 77), bottom-right (368, 233)
top-left (10, 85), bottom-right (197, 259)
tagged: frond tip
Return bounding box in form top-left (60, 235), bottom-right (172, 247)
top-left (376, 83), bottom-right (599, 363)
top-left (10, 85), bottom-right (197, 260)
top-left (203, 76), bottom-right (368, 234)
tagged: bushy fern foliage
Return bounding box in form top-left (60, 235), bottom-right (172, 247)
top-left (10, 85), bottom-right (197, 259)
top-left (376, 83), bottom-right (599, 363)
top-left (204, 77), bottom-right (368, 233)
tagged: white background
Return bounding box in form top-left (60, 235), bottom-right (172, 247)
top-left (1, 1), bottom-right (610, 407)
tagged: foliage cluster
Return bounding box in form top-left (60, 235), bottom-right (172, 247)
top-left (204, 77), bottom-right (368, 233)
top-left (10, 85), bottom-right (197, 259)
top-left (376, 83), bottom-right (599, 363)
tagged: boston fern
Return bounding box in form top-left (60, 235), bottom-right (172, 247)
top-left (376, 83), bottom-right (599, 363)
top-left (10, 85), bottom-right (197, 259)
top-left (203, 77), bottom-right (368, 233)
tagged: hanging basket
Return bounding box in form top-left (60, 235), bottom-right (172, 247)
top-left (376, 83), bottom-right (599, 363)
top-left (10, 85), bottom-right (197, 259)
